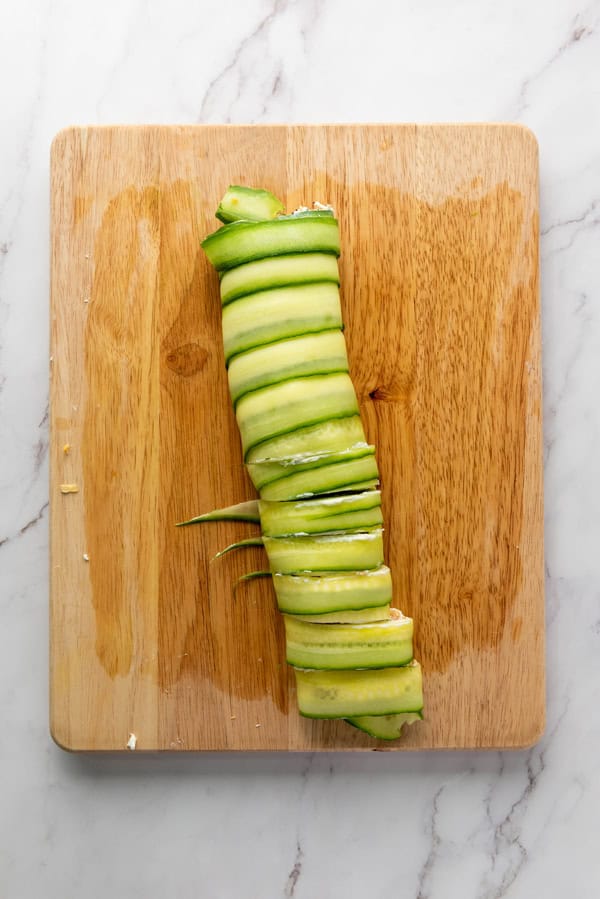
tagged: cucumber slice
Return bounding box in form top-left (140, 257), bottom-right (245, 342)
top-left (259, 491), bottom-right (381, 537)
top-left (263, 529), bottom-right (383, 574)
top-left (236, 373), bottom-right (359, 457)
top-left (257, 454), bottom-right (379, 502)
top-left (216, 185), bottom-right (284, 224)
top-left (228, 330), bottom-right (349, 406)
top-left (273, 566), bottom-right (393, 614)
top-left (222, 283), bottom-right (342, 363)
top-left (220, 253), bottom-right (340, 305)
top-left (294, 660), bottom-right (423, 718)
top-left (202, 216), bottom-right (340, 271)
top-left (246, 444), bottom-right (373, 491)
top-left (284, 609), bottom-right (413, 670)
top-left (246, 416), bottom-right (367, 463)
top-left (346, 712), bottom-right (423, 740)
top-left (292, 604), bottom-right (391, 624)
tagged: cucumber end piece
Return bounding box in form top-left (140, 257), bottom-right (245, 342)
top-left (215, 185), bottom-right (284, 224)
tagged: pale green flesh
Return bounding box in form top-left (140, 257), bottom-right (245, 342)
top-left (246, 444), bottom-right (373, 490)
top-left (220, 253), bottom-right (340, 305)
top-left (259, 491), bottom-right (381, 537)
top-left (284, 612), bottom-right (413, 670)
top-left (273, 566), bottom-right (393, 614)
top-left (216, 185), bottom-right (284, 224)
top-left (202, 216), bottom-right (340, 271)
top-left (245, 416), bottom-right (366, 463)
top-left (222, 282), bottom-right (342, 363)
top-left (263, 529), bottom-right (383, 574)
top-left (291, 604), bottom-right (391, 624)
top-left (236, 373), bottom-right (359, 457)
top-left (295, 661), bottom-right (423, 718)
top-left (228, 330), bottom-right (349, 406)
top-left (346, 712), bottom-right (423, 740)
top-left (257, 454), bottom-right (379, 501)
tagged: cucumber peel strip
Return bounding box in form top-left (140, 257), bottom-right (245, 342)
top-left (212, 536), bottom-right (264, 561)
top-left (176, 500), bottom-right (260, 527)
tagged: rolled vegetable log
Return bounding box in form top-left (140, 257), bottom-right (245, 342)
top-left (191, 186), bottom-right (422, 740)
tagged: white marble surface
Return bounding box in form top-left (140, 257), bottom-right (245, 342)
top-left (1, 0), bottom-right (599, 896)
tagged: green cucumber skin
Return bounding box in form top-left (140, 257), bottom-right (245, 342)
top-left (219, 253), bottom-right (340, 305)
top-left (284, 613), bottom-right (413, 670)
top-left (294, 661), bottom-right (424, 719)
top-left (287, 644), bottom-right (413, 670)
top-left (228, 330), bottom-right (349, 407)
top-left (273, 566), bottom-right (393, 615)
top-left (222, 282), bottom-right (342, 363)
top-left (346, 712), bottom-right (423, 740)
top-left (236, 373), bottom-right (359, 459)
top-left (216, 185), bottom-right (284, 224)
top-left (202, 216), bottom-right (340, 272)
top-left (245, 416), bottom-right (367, 463)
top-left (263, 529), bottom-right (384, 575)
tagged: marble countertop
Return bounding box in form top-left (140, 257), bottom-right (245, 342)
top-left (1, 0), bottom-right (599, 896)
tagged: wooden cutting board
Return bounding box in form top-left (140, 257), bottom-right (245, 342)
top-left (50, 124), bottom-right (544, 751)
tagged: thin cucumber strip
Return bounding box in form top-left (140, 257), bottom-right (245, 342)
top-left (246, 444), bottom-right (373, 491)
top-left (257, 454), bottom-right (379, 502)
top-left (294, 660), bottom-right (424, 719)
top-left (216, 185), bottom-right (284, 224)
top-left (222, 282), bottom-right (342, 363)
top-left (236, 373), bottom-right (359, 458)
top-left (273, 566), bottom-right (393, 615)
top-left (228, 330), bottom-right (349, 406)
top-left (259, 491), bottom-right (382, 537)
top-left (202, 216), bottom-right (340, 271)
top-left (212, 536), bottom-right (264, 560)
top-left (263, 529), bottom-right (383, 574)
top-left (176, 500), bottom-right (260, 526)
top-left (284, 609), bottom-right (413, 670)
top-left (346, 712), bottom-right (423, 740)
top-left (292, 604), bottom-right (391, 624)
top-left (220, 253), bottom-right (340, 305)
top-left (246, 416), bottom-right (367, 464)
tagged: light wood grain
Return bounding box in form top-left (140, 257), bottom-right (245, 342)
top-left (50, 124), bottom-right (544, 751)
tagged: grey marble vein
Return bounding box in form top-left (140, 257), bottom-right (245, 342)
top-left (284, 839), bottom-right (304, 898)
top-left (415, 786), bottom-right (444, 899)
top-left (515, 4), bottom-right (599, 117)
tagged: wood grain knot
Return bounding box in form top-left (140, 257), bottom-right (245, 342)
top-left (164, 343), bottom-right (208, 377)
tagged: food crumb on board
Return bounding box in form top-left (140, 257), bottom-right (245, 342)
top-left (83, 553), bottom-right (89, 562)
top-left (60, 484), bottom-right (79, 494)
top-left (230, 715), bottom-right (236, 720)
top-left (126, 733), bottom-right (137, 751)
top-left (255, 723), bottom-right (262, 728)
top-left (63, 443), bottom-right (71, 455)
